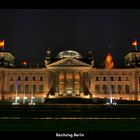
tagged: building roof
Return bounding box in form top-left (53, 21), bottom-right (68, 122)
top-left (56, 50), bottom-right (83, 59)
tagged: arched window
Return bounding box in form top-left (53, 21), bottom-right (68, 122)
top-left (103, 77), bottom-right (107, 81)
top-left (96, 76), bottom-right (99, 81)
top-left (33, 76), bottom-right (36, 81)
top-left (25, 76), bottom-right (28, 81)
top-left (18, 76), bottom-right (21, 81)
top-left (118, 76), bottom-right (122, 81)
top-left (40, 76), bottom-right (43, 81)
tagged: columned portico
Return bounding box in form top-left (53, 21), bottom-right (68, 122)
top-left (57, 71), bottom-right (82, 97)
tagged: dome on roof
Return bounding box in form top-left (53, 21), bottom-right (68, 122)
top-left (56, 50), bottom-right (83, 59)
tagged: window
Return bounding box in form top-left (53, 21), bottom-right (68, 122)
top-left (17, 85), bottom-right (22, 93)
top-left (103, 77), bottom-right (107, 81)
top-left (39, 85), bottom-right (44, 93)
top-left (111, 76), bottom-right (114, 81)
top-left (118, 85), bottom-right (122, 93)
top-left (18, 76), bottom-right (21, 81)
top-left (111, 85), bottom-right (115, 93)
top-left (33, 76), bottom-right (36, 81)
top-left (25, 85), bottom-right (29, 93)
top-left (95, 85), bottom-right (100, 93)
top-left (118, 76), bottom-right (122, 81)
top-left (126, 77), bottom-right (129, 81)
top-left (40, 76), bottom-right (43, 81)
top-left (25, 76), bottom-right (28, 81)
top-left (96, 76), bottom-right (99, 81)
top-left (125, 85), bottom-right (130, 93)
top-left (32, 85), bottom-right (36, 93)
top-left (139, 77), bottom-right (140, 83)
top-left (10, 77), bottom-right (14, 81)
top-left (10, 85), bottom-right (14, 93)
top-left (103, 85), bottom-right (107, 93)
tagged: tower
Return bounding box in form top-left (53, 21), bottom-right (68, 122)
top-left (0, 52), bottom-right (15, 67)
top-left (124, 51), bottom-right (140, 67)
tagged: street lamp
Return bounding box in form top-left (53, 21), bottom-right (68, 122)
top-left (29, 83), bottom-right (35, 105)
top-left (12, 79), bottom-right (20, 105)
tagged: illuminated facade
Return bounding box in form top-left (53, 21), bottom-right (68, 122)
top-left (0, 49), bottom-right (140, 103)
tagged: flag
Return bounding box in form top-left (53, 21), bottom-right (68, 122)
top-left (0, 40), bottom-right (4, 48)
top-left (105, 52), bottom-right (114, 69)
top-left (132, 40), bottom-right (137, 46)
top-left (21, 61), bottom-right (27, 65)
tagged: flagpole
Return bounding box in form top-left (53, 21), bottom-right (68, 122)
top-left (30, 83), bottom-right (33, 104)
top-left (13, 79), bottom-right (19, 105)
top-left (29, 82), bottom-right (34, 105)
top-left (109, 69), bottom-right (113, 104)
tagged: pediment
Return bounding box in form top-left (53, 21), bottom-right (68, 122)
top-left (47, 58), bottom-right (91, 67)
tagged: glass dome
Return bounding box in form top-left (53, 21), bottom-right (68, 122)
top-left (56, 50), bottom-right (83, 59)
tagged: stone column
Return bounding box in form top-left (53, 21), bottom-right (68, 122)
top-left (80, 72), bottom-right (83, 93)
top-left (90, 70), bottom-right (95, 95)
top-left (64, 71), bottom-right (66, 94)
top-left (73, 71), bottom-right (75, 95)
top-left (55, 71), bottom-right (58, 93)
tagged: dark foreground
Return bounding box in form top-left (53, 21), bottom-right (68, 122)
top-left (0, 104), bottom-right (140, 131)
top-left (0, 103), bottom-right (140, 132)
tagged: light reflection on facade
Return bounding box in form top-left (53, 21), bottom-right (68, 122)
top-left (1, 50), bottom-right (140, 103)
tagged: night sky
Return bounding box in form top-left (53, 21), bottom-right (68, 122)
top-left (0, 9), bottom-right (140, 67)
